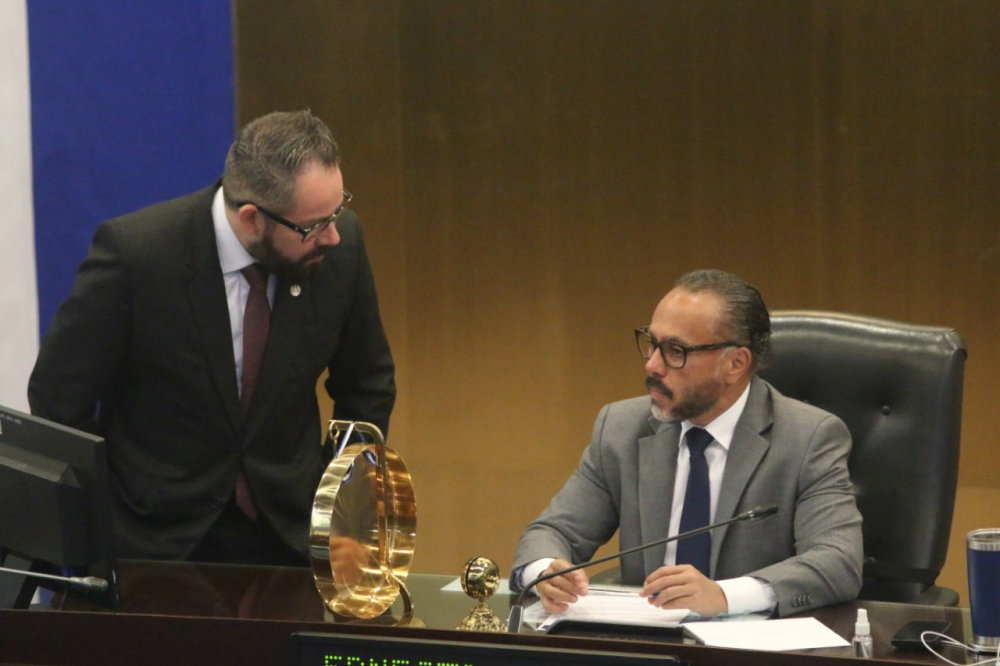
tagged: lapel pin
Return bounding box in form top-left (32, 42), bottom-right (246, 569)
top-left (290, 284), bottom-right (302, 297)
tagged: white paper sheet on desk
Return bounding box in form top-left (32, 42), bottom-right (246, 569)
top-left (535, 589), bottom-right (690, 631)
top-left (683, 617), bottom-right (849, 651)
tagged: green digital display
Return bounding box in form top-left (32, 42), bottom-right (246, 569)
top-left (291, 633), bottom-right (681, 666)
top-left (322, 657), bottom-right (467, 665)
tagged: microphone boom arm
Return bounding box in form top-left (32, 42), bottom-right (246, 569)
top-left (0, 565), bottom-right (109, 593)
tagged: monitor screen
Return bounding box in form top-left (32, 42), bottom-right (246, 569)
top-left (290, 632), bottom-right (683, 665)
top-left (0, 404), bottom-right (119, 608)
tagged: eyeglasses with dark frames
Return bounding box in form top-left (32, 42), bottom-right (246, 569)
top-left (634, 327), bottom-right (742, 369)
top-left (232, 190), bottom-right (353, 243)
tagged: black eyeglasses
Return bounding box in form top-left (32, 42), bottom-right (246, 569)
top-left (634, 327), bottom-right (742, 369)
top-left (234, 190), bottom-right (353, 242)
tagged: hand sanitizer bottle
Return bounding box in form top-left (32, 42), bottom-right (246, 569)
top-left (853, 608), bottom-right (874, 658)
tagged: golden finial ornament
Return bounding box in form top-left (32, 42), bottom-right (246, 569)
top-left (457, 556), bottom-right (506, 632)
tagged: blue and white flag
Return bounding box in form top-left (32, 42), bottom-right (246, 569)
top-left (1, 0), bottom-right (233, 411)
top-left (0, 1), bottom-right (37, 411)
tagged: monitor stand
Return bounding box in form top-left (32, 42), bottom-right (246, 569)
top-left (0, 551), bottom-right (38, 609)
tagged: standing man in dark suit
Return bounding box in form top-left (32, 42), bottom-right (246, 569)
top-left (29, 110), bottom-right (395, 566)
top-left (512, 270), bottom-right (862, 617)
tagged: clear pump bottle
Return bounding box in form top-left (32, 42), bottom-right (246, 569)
top-left (853, 608), bottom-right (874, 658)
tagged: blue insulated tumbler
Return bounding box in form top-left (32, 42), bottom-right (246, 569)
top-left (968, 529), bottom-right (1000, 652)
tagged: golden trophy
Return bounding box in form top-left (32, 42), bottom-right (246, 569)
top-left (457, 556), bottom-right (506, 632)
top-left (310, 420), bottom-right (416, 623)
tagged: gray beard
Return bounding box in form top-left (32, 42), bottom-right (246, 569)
top-left (651, 403), bottom-right (674, 423)
top-left (647, 378), bottom-right (723, 424)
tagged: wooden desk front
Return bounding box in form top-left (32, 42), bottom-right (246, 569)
top-left (0, 560), bottom-right (981, 665)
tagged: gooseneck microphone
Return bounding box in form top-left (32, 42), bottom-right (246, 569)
top-left (506, 503), bottom-right (778, 632)
top-left (0, 565), bottom-right (109, 593)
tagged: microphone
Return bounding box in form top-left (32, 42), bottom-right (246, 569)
top-left (506, 503), bottom-right (778, 632)
top-left (0, 565), bottom-right (109, 593)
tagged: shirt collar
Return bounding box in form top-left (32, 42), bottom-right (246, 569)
top-left (678, 381), bottom-right (752, 451)
top-left (212, 186), bottom-right (257, 275)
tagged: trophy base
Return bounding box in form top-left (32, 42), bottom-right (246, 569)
top-left (457, 601), bottom-right (506, 632)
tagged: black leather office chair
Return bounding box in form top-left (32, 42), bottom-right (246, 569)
top-left (760, 310), bottom-right (966, 606)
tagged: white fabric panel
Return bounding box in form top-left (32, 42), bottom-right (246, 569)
top-left (0, 0), bottom-right (38, 411)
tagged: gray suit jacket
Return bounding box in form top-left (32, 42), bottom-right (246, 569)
top-left (512, 376), bottom-right (863, 616)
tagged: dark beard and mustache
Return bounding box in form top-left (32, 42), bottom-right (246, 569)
top-left (646, 375), bottom-right (723, 423)
top-left (246, 229), bottom-right (332, 282)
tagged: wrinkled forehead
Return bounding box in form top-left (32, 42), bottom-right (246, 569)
top-left (649, 288), bottom-right (727, 343)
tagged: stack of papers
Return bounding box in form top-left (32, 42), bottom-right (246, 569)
top-left (684, 617), bottom-right (849, 651)
top-left (441, 577), bottom-right (849, 652)
top-left (522, 586), bottom-right (849, 651)
top-left (533, 587), bottom-right (689, 632)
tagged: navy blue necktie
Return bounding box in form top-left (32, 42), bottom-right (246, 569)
top-left (675, 427), bottom-right (713, 576)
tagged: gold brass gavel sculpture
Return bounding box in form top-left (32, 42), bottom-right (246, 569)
top-left (310, 420), bottom-right (416, 621)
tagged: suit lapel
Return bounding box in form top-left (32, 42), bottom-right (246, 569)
top-left (638, 420), bottom-right (681, 576)
top-left (183, 186), bottom-right (241, 438)
top-left (241, 276), bottom-right (311, 444)
top-left (711, 377), bottom-right (772, 573)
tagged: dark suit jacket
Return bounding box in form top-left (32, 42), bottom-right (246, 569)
top-left (512, 377), bottom-right (863, 616)
top-left (28, 184), bottom-right (396, 561)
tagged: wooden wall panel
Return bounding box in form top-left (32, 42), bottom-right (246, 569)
top-left (235, 0), bottom-right (1000, 601)
top-left (235, 0), bottom-right (413, 450)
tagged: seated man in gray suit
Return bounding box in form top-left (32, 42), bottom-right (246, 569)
top-left (512, 269), bottom-right (862, 617)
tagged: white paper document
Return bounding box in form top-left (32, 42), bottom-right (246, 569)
top-left (684, 617), bottom-right (850, 651)
top-left (534, 588), bottom-right (690, 632)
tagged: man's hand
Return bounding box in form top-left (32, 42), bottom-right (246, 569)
top-left (639, 564), bottom-right (728, 616)
top-left (329, 536), bottom-right (368, 586)
top-left (536, 559), bottom-right (589, 614)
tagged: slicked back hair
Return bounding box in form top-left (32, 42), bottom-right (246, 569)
top-left (674, 269), bottom-right (772, 369)
top-left (222, 109), bottom-right (340, 214)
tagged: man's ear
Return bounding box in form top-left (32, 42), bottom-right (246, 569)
top-left (725, 347), bottom-right (753, 383)
top-left (236, 205), bottom-right (264, 240)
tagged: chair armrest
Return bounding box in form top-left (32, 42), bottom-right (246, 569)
top-left (915, 585), bottom-right (960, 607)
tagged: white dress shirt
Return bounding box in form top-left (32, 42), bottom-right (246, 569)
top-left (522, 382), bottom-right (776, 615)
top-left (211, 187), bottom-right (276, 397)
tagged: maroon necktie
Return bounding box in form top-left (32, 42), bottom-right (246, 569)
top-left (235, 263), bottom-right (270, 520)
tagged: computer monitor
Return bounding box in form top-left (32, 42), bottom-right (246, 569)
top-left (0, 404), bottom-right (119, 608)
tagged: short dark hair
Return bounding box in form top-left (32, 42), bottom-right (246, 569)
top-left (675, 269), bottom-right (772, 369)
top-left (222, 109), bottom-right (340, 214)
